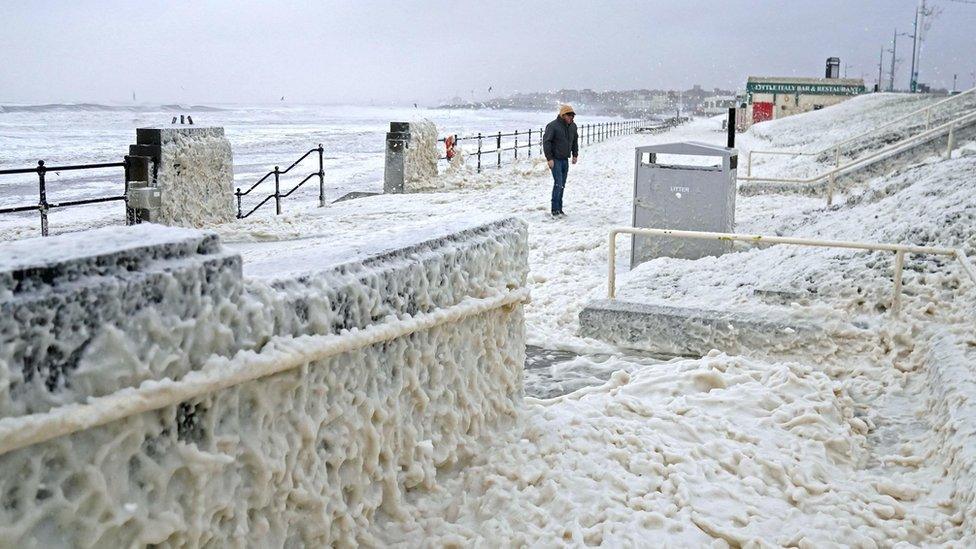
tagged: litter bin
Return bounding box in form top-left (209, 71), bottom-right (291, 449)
top-left (631, 141), bottom-right (737, 266)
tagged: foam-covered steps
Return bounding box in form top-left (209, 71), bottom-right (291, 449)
top-left (739, 114), bottom-right (976, 197)
top-left (579, 298), bottom-right (871, 357)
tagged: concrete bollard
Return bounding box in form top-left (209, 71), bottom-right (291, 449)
top-left (126, 127), bottom-right (235, 227)
top-left (384, 120), bottom-right (439, 193)
top-left (384, 122), bottom-right (410, 194)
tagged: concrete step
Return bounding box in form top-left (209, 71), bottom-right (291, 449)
top-left (579, 298), bottom-right (870, 357)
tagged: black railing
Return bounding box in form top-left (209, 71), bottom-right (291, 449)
top-left (438, 120), bottom-right (641, 173)
top-left (0, 159), bottom-right (131, 236)
top-left (235, 144), bottom-right (324, 219)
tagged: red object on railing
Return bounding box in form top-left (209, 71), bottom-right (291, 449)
top-left (445, 135), bottom-right (456, 160)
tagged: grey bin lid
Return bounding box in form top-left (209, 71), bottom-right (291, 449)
top-left (635, 141), bottom-right (737, 157)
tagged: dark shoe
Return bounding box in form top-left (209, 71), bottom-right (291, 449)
top-left (556, 210), bottom-right (566, 216)
top-left (551, 211), bottom-right (560, 217)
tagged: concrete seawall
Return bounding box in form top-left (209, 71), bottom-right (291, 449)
top-left (0, 217), bottom-right (528, 546)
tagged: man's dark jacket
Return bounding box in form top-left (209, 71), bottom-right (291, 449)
top-left (543, 117), bottom-right (579, 160)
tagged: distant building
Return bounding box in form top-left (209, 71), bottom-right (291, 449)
top-left (626, 93), bottom-right (671, 113)
top-left (699, 95), bottom-right (737, 116)
top-left (743, 76), bottom-right (865, 127)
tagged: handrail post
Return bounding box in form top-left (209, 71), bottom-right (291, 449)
top-left (892, 250), bottom-right (906, 313)
top-left (235, 188), bottom-right (243, 219)
top-left (317, 144), bottom-right (325, 208)
top-left (274, 166), bottom-right (281, 215)
top-left (514, 130), bottom-right (519, 160)
top-left (947, 122), bottom-right (956, 159)
top-left (826, 172), bottom-right (836, 207)
top-left (37, 160), bottom-right (48, 236)
top-left (528, 129), bottom-right (532, 157)
top-left (477, 133), bottom-right (482, 173)
top-left (834, 146), bottom-right (840, 168)
top-left (497, 131), bottom-right (502, 168)
top-left (608, 230), bottom-right (617, 298)
top-left (746, 150), bottom-right (752, 177)
top-left (122, 156), bottom-right (131, 225)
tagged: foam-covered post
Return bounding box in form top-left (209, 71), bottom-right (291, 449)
top-left (123, 154), bottom-right (157, 224)
top-left (402, 120), bottom-right (439, 190)
top-left (384, 122), bottom-right (409, 194)
top-left (127, 127), bottom-right (235, 227)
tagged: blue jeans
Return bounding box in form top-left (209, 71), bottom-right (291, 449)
top-left (550, 158), bottom-right (569, 212)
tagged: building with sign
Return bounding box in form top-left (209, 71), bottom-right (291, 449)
top-left (743, 76), bottom-right (865, 127)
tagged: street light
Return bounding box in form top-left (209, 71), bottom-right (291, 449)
top-left (889, 30), bottom-right (914, 92)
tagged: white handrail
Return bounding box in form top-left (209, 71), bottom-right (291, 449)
top-left (607, 227), bottom-right (976, 315)
top-left (746, 87), bottom-right (976, 173)
top-left (0, 288), bottom-right (530, 456)
top-left (738, 110), bottom-right (976, 205)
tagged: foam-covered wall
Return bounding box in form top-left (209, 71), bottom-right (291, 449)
top-left (0, 216), bottom-right (528, 546)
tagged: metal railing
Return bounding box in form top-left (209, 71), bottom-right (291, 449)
top-left (607, 227), bottom-right (976, 314)
top-left (745, 87), bottom-right (976, 177)
top-left (739, 109), bottom-right (976, 206)
top-left (235, 145), bottom-right (324, 219)
top-left (0, 159), bottom-right (132, 236)
top-left (438, 120), bottom-right (641, 173)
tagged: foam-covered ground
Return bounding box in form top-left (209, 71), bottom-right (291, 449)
top-left (374, 350), bottom-right (966, 546)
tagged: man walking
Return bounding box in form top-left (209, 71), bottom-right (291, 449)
top-left (543, 104), bottom-right (579, 217)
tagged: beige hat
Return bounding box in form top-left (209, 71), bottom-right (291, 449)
top-left (558, 104), bottom-right (576, 116)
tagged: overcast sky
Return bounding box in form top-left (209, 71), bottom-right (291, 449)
top-left (1, 0), bottom-right (974, 105)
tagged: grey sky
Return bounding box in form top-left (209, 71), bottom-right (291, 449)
top-left (1, 0), bottom-right (974, 105)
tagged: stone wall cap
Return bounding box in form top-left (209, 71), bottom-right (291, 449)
top-left (135, 126), bottom-right (225, 144)
top-left (0, 224), bottom-right (220, 295)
